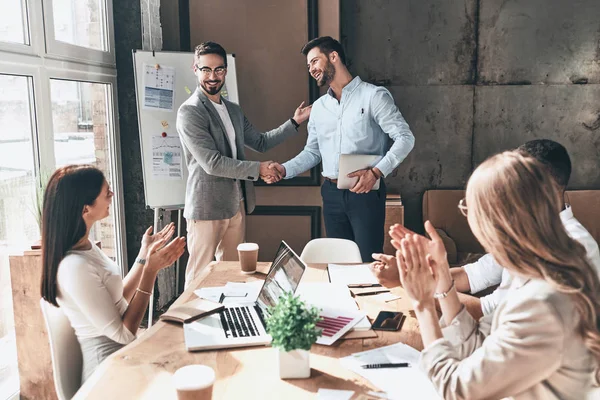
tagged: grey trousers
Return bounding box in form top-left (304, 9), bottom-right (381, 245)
top-left (79, 335), bottom-right (124, 383)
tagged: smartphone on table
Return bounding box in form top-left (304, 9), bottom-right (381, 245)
top-left (372, 311), bottom-right (405, 331)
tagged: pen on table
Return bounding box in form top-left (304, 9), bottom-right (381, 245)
top-left (355, 290), bottom-right (390, 296)
top-left (361, 363), bottom-right (410, 369)
top-left (347, 283), bottom-right (382, 288)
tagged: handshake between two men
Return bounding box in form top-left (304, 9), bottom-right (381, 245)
top-left (259, 161), bottom-right (382, 194)
top-left (259, 162), bottom-right (286, 184)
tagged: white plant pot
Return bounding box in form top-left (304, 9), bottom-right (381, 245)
top-left (277, 349), bottom-right (311, 379)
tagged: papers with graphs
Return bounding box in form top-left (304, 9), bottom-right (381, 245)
top-left (296, 282), bottom-right (371, 331)
top-left (340, 342), bottom-right (440, 399)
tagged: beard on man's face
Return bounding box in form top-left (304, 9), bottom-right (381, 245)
top-left (200, 79), bottom-right (224, 95)
top-left (315, 60), bottom-right (335, 87)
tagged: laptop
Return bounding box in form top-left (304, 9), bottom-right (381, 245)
top-left (337, 154), bottom-right (383, 190)
top-left (184, 240), bottom-right (306, 351)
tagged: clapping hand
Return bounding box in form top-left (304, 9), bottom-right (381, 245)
top-left (141, 222), bottom-right (175, 251)
top-left (396, 234), bottom-right (438, 304)
top-left (146, 236), bottom-right (186, 273)
top-left (391, 221), bottom-right (453, 295)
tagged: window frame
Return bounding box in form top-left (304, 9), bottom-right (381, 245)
top-left (0, 0), bottom-right (126, 271)
top-left (41, 0), bottom-right (116, 66)
top-left (46, 69), bottom-right (127, 268)
top-left (0, 0), bottom-right (43, 56)
top-left (0, 2), bottom-right (125, 398)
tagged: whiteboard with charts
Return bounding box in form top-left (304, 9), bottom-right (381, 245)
top-left (132, 50), bottom-right (239, 208)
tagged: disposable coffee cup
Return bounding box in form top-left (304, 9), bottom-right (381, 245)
top-left (173, 364), bottom-right (215, 400)
top-left (237, 242), bottom-right (259, 274)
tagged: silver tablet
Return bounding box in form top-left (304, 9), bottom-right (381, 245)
top-left (337, 154), bottom-right (383, 190)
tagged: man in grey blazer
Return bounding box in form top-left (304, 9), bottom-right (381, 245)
top-left (177, 42), bottom-right (311, 288)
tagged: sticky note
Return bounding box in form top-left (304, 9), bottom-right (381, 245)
top-left (184, 86), bottom-right (192, 95)
top-left (163, 151), bottom-right (173, 165)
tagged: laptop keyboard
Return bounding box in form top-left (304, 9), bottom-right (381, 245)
top-left (219, 306), bottom-right (261, 338)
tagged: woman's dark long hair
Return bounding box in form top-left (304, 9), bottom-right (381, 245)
top-left (41, 165), bottom-right (105, 306)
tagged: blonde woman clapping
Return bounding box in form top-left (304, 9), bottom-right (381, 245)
top-left (393, 151), bottom-right (600, 400)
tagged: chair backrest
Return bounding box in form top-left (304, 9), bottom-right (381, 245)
top-left (40, 299), bottom-right (83, 400)
top-left (423, 189), bottom-right (600, 254)
top-left (300, 238), bottom-right (363, 263)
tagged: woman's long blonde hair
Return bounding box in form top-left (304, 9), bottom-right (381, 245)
top-left (466, 151), bottom-right (600, 379)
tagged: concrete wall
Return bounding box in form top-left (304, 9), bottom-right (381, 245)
top-left (117, 0), bottom-right (600, 296)
top-left (114, 0), bottom-right (178, 314)
top-left (141, 0), bottom-right (163, 51)
top-left (342, 0), bottom-right (600, 232)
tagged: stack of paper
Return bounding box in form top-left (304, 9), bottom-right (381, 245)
top-left (340, 343), bottom-right (440, 399)
top-left (328, 263), bottom-right (379, 286)
top-left (194, 281), bottom-right (263, 304)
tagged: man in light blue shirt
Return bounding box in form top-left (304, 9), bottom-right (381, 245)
top-left (268, 37), bottom-right (414, 261)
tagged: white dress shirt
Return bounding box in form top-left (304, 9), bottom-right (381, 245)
top-left (57, 242), bottom-right (136, 345)
top-left (463, 206), bottom-right (600, 315)
top-left (282, 76), bottom-right (414, 179)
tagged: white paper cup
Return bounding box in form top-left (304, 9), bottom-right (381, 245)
top-left (237, 242), bottom-right (259, 274)
top-left (172, 364), bottom-right (215, 400)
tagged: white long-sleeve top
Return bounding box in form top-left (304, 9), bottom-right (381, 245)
top-left (463, 206), bottom-right (600, 315)
top-left (56, 242), bottom-right (136, 344)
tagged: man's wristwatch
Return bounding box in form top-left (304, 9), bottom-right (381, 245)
top-left (369, 167), bottom-right (381, 179)
top-left (290, 118), bottom-right (300, 129)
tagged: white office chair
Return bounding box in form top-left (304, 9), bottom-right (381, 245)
top-left (40, 298), bottom-right (83, 400)
top-left (300, 238), bottom-right (363, 263)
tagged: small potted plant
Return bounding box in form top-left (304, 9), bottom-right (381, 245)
top-left (266, 292), bottom-right (322, 379)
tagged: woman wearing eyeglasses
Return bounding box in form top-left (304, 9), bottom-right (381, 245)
top-left (393, 151), bottom-right (600, 399)
top-left (41, 165), bottom-right (186, 382)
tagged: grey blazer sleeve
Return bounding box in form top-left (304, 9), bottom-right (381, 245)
top-left (243, 117), bottom-right (298, 153)
top-left (177, 104), bottom-right (261, 181)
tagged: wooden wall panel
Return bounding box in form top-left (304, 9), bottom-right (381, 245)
top-left (9, 250), bottom-right (57, 400)
top-left (187, 0), bottom-right (339, 258)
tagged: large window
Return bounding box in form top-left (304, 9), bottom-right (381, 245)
top-left (0, 1), bottom-right (122, 399)
top-left (0, 73), bottom-right (37, 400)
top-left (50, 79), bottom-right (118, 256)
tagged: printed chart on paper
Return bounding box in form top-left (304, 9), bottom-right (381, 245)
top-left (152, 136), bottom-right (183, 179)
top-left (143, 64), bottom-right (176, 111)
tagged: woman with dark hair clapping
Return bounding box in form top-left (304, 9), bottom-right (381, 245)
top-left (41, 165), bottom-right (185, 382)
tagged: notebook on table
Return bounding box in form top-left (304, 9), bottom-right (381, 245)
top-left (159, 298), bottom-right (224, 324)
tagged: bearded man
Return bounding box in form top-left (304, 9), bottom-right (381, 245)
top-left (176, 41), bottom-right (311, 288)
top-left (267, 36), bottom-right (414, 262)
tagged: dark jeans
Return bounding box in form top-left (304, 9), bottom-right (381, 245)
top-left (321, 179), bottom-right (386, 262)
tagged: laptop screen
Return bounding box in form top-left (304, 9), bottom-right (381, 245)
top-left (256, 241), bottom-right (306, 315)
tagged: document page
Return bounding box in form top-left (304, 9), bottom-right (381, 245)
top-left (328, 263), bottom-right (379, 286)
top-left (340, 342), bottom-right (440, 399)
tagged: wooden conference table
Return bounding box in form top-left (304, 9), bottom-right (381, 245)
top-left (74, 261), bottom-right (423, 399)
